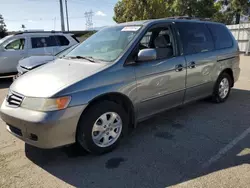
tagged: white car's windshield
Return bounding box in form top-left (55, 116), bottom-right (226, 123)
top-left (65, 25), bottom-right (141, 62)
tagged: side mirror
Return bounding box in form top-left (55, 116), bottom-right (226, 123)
top-left (137, 49), bottom-right (157, 62)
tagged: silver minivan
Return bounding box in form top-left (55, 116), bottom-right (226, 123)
top-left (0, 18), bottom-right (240, 154)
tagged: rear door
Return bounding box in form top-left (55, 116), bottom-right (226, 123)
top-left (206, 23), bottom-right (239, 75)
top-left (0, 37), bottom-right (28, 74)
top-left (28, 35), bottom-right (58, 56)
top-left (176, 22), bottom-right (217, 103)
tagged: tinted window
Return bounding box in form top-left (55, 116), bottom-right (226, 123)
top-left (176, 22), bottom-right (214, 55)
top-left (207, 24), bottom-right (233, 50)
top-left (5, 39), bottom-right (25, 50)
top-left (31, 36), bottom-right (57, 48)
top-left (55, 35), bottom-right (70, 46)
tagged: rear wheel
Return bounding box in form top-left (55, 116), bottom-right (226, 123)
top-left (212, 72), bottom-right (232, 103)
top-left (76, 101), bottom-right (128, 155)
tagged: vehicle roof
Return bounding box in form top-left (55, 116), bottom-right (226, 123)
top-left (14, 32), bottom-right (73, 36)
top-left (117, 18), bottom-right (224, 26)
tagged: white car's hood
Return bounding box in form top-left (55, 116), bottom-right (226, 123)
top-left (19, 56), bottom-right (55, 70)
top-left (11, 58), bottom-right (108, 97)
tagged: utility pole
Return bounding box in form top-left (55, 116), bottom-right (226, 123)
top-left (59, 0), bottom-right (65, 31)
top-left (65, 0), bottom-right (69, 31)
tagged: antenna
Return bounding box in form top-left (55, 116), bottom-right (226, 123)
top-left (84, 10), bottom-right (94, 30)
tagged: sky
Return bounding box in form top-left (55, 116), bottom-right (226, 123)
top-left (0, 0), bottom-right (118, 31)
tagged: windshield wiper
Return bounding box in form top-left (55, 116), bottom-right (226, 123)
top-left (66, 56), bottom-right (96, 63)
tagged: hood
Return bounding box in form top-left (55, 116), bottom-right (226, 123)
top-left (19, 56), bottom-right (55, 70)
top-left (11, 58), bottom-right (109, 97)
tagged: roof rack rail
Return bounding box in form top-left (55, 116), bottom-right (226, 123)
top-left (14, 30), bottom-right (70, 35)
top-left (167, 16), bottom-right (211, 21)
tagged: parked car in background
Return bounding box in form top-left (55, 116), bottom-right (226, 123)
top-left (0, 31), bottom-right (79, 76)
top-left (0, 18), bottom-right (240, 155)
top-left (14, 43), bottom-right (79, 80)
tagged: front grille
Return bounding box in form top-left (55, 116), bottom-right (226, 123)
top-left (6, 91), bottom-right (24, 107)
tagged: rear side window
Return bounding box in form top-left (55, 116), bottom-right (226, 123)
top-left (55, 35), bottom-right (70, 46)
top-left (176, 22), bottom-right (214, 55)
top-left (31, 36), bottom-right (57, 48)
top-left (207, 24), bottom-right (233, 50)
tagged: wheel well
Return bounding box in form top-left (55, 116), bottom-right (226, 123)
top-left (81, 93), bottom-right (135, 131)
top-left (221, 68), bottom-right (234, 87)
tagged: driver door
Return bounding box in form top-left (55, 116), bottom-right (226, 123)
top-left (0, 37), bottom-right (28, 74)
top-left (134, 23), bottom-right (187, 120)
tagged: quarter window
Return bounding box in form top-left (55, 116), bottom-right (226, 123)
top-left (31, 36), bottom-right (57, 48)
top-left (176, 22), bottom-right (214, 55)
top-left (5, 39), bottom-right (25, 50)
top-left (207, 24), bottom-right (233, 50)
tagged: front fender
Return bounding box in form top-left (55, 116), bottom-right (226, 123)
top-left (67, 81), bottom-right (138, 108)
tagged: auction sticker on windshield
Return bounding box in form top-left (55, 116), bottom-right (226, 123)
top-left (121, 26), bottom-right (141, 32)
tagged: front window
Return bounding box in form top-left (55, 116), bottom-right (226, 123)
top-left (5, 39), bottom-right (25, 50)
top-left (65, 25), bottom-right (141, 62)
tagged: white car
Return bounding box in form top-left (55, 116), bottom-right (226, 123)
top-left (14, 44), bottom-right (79, 80)
top-left (0, 31), bottom-right (79, 76)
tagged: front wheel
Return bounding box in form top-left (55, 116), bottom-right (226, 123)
top-left (76, 101), bottom-right (128, 155)
top-left (212, 72), bottom-right (232, 103)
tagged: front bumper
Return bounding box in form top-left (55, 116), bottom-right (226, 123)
top-left (0, 99), bottom-right (87, 148)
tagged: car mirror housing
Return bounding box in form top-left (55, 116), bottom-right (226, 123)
top-left (137, 49), bottom-right (157, 62)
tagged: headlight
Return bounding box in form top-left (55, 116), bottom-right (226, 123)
top-left (21, 96), bottom-right (71, 111)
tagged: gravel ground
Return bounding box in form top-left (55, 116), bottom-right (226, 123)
top-left (0, 55), bottom-right (250, 188)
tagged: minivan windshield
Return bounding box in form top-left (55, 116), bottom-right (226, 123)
top-left (65, 25), bottom-right (141, 62)
top-left (56, 44), bottom-right (79, 58)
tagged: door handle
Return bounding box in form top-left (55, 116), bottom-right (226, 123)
top-left (175, 64), bottom-right (183, 72)
top-left (188, 62), bottom-right (196, 69)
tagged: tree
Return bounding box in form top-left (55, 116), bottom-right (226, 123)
top-left (113, 0), bottom-right (170, 23)
top-left (215, 0), bottom-right (250, 24)
top-left (114, 0), bottom-right (219, 23)
top-left (113, 0), bottom-right (250, 25)
top-left (0, 14), bottom-right (7, 38)
top-left (167, 0), bottom-right (218, 18)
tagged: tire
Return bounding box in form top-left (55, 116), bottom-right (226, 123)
top-left (76, 101), bottom-right (128, 155)
top-left (212, 72), bottom-right (232, 103)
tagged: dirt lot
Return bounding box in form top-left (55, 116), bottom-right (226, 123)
top-left (0, 56), bottom-right (250, 188)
